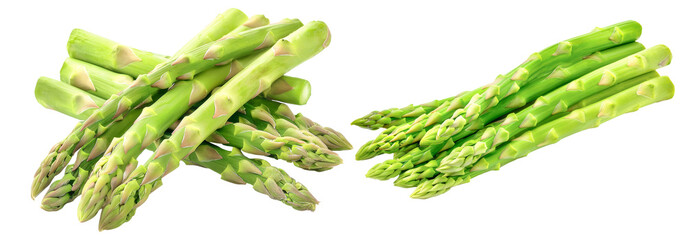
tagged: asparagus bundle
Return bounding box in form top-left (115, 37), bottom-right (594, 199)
top-left (32, 17), bottom-right (304, 200)
top-left (356, 21), bottom-right (642, 160)
top-left (353, 20), bottom-right (675, 199)
top-left (366, 42), bottom-right (645, 181)
top-left (31, 8), bottom-right (343, 231)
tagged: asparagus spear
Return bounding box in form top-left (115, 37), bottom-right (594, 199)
top-left (411, 75), bottom-right (675, 198)
top-left (66, 28), bottom-right (168, 77)
top-left (35, 79), bottom-right (319, 211)
top-left (67, 9), bottom-right (248, 77)
top-left (35, 77), bottom-right (104, 120)
top-left (32, 19), bottom-right (303, 198)
top-left (365, 43), bottom-right (645, 180)
top-left (435, 45), bottom-right (671, 175)
top-left (68, 25), bottom-right (313, 105)
top-left (96, 21), bottom-right (331, 230)
top-left (356, 21), bottom-right (642, 160)
top-left (351, 95), bottom-right (466, 130)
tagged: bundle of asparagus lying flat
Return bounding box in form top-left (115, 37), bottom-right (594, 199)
top-left (353, 20), bottom-right (675, 199)
top-left (31, 9), bottom-right (351, 230)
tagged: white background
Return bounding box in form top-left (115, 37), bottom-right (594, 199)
top-left (1, 0), bottom-right (684, 239)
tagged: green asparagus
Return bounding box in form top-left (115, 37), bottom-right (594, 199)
top-left (365, 43), bottom-right (645, 180)
top-left (32, 18), bottom-right (302, 198)
top-left (356, 21), bottom-right (642, 160)
top-left (30, 12), bottom-right (256, 198)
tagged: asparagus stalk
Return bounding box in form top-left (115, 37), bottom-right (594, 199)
top-left (68, 24), bottom-right (312, 105)
top-left (435, 45), bottom-right (671, 175)
top-left (35, 79), bottom-right (319, 212)
top-left (32, 19), bottom-right (302, 198)
top-left (96, 21), bottom-right (331, 230)
top-left (411, 75), bottom-right (675, 198)
top-left (35, 77), bottom-right (104, 120)
top-left (365, 43), bottom-right (645, 180)
top-left (67, 9), bottom-right (247, 77)
top-left (355, 21), bottom-right (642, 160)
top-left (66, 29), bottom-right (168, 77)
top-left (351, 95), bottom-right (465, 130)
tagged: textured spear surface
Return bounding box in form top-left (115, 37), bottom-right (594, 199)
top-left (35, 77), bottom-right (104, 120)
top-left (68, 25), bottom-right (312, 105)
top-left (241, 97), bottom-right (352, 150)
top-left (41, 109), bottom-right (142, 211)
top-left (365, 43), bottom-right (645, 181)
top-left (171, 9), bottom-right (248, 59)
top-left (351, 95), bottom-right (469, 130)
top-left (183, 146), bottom-right (318, 211)
top-left (34, 80), bottom-right (319, 212)
top-left (60, 58), bottom-right (134, 99)
top-left (63, 46), bottom-right (313, 106)
top-left (411, 75), bottom-right (675, 199)
top-left (213, 100), bottom-right (343, 170)
top-left (435, 45), bottom-right (671, 175)
top-left (32, 17), bottom-right (302, 199)
top-left (260, 75), bottom-right (312, 105)
top-left (355, 21), bottom-right (642, 160)
top-left (66, 28), bottom-right (168, 77)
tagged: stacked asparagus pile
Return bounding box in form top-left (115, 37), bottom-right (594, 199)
top-left (31, 9), bottom-right (351, 230)
top-left (353, 21), bottom-right (675, 199)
